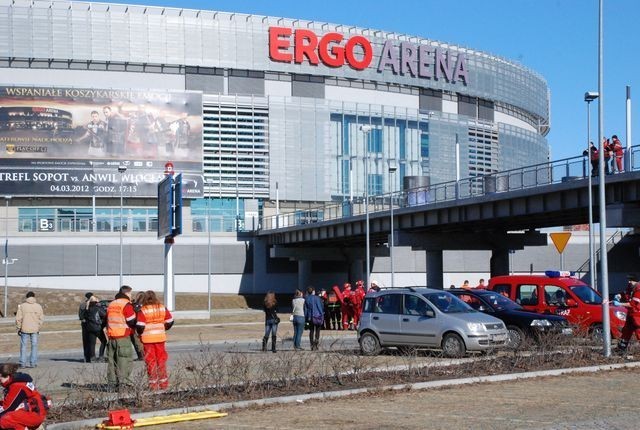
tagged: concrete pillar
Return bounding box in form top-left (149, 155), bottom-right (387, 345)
top-left (298, 260), bottom-right (312, 291)
top-left (252, 238), bottom-right (268, 295)
top-left (426, 250), bottom-right (444, 289)
top-left (490, 249), bottom-right (510, 277)
top-left (349, 259), bottom-right (364, 284)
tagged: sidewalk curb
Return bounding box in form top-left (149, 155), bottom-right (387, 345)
top-left (47, 361), bottom-right (640, 430)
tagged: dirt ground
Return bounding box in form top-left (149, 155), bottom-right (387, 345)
top-left (0, 286), bottom-right (269, 317)
top-left (157, 369), bottom-right (639, 430)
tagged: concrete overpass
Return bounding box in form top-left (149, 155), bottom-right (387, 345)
top-left (257, 149), bottom-right (640, 288)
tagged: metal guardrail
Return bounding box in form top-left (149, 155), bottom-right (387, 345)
top-left (261, 145), bottom-right (640, 231)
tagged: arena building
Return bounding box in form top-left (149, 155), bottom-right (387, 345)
top-left (0, 0), bottom-right (552, 295)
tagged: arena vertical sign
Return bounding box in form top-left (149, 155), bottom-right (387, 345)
top-left (268, 27), bottom-right (469, 85)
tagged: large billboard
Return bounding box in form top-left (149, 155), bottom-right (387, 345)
top-left (0, 86), bottom-right (203, 198)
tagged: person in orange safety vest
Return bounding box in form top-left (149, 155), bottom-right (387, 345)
top-left (136, 290), bottom-right (174, 390)
top-left (106, 285), bottom-right (137, 389)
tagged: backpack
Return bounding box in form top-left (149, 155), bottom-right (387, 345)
top-left (86, 304), bottom-right (105, 333)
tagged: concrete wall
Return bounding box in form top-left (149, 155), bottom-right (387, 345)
top-left (5, 231), bottom-right (637, 296)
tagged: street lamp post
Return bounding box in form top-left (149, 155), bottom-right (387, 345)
top-left (596, 0), bottom-right (611, 357)
top-left (360, 125), bottom-right (372, 290)
top-left (388, 166), bottom-right (397, 289)
top-left (585, 91), bottom-right (599, 293)
top-left (118, 165), bottom-right (127, 288)
top-left (3, 195), bottom-right (10, 318)
top-left (206, 186), bottom-right (212, 316)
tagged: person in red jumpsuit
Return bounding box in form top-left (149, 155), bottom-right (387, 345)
top-left (136, 290), bottom-right (174, 390)
top-left (341, 283), bottom-right (353, 330)
top-left (0, 362), bottom-right (48, 430)
top-left (611, 135), bottom-right (624, 173)
top-left (618, 275), bottom-right (640, 353)
top-left (352, 281), bottom-right (366, 328)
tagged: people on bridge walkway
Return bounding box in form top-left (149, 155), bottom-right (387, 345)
top-left (612, 135), bottom-right (624, 173)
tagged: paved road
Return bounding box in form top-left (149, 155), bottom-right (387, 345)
top-left (157, 369), bottom-right (639, 430)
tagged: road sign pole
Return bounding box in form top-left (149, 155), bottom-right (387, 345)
top-left (164, 236), bottom-right (175, 312)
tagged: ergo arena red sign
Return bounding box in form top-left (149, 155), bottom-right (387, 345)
top-left (268, 26), bottom-right (469, 85)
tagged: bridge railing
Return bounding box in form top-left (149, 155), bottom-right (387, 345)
top-left (261, 145), bottom-right (640, 231)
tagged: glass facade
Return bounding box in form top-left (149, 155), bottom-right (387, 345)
top-left (191, 198), bottom-right (244, 233)
top-left (0, 1), bottom-right (552, 233)
top-left (18, 207), bottom-right (158, 233)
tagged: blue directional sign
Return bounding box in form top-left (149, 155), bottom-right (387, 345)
top-left (157, 174), bottom-right (184, 239)
top-left (157, 175), bottom-right (173, 239)
top-left (173, 173), bottom-right (183, 237)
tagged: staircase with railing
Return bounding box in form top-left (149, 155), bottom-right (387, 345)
top-left (576, 229), bottom-right (628, 276)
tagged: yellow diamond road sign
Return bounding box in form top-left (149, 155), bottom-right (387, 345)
top-left (550, 232), bottom-right (572, 254)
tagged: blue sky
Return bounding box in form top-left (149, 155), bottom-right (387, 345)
top-left (98, 0), bottom-right (639, 161)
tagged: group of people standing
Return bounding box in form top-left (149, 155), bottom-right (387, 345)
top-left (261, 280), bottom-right (382, 352)
top-left (263, 286), bottom-right (327, 353)
top-left (585, 135), bottom-right (625, 176)
top-left (79, 286), bottom-right (174, 391)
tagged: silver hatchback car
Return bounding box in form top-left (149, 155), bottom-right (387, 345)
top-left (358, 287), bottom-right (508, 357)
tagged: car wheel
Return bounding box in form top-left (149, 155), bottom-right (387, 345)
top-left (359, 332), bottom-right (381, 356)
top-left (590, 324), bottom-right (604, 343)
top-left (506, 325), bottom-right (525, 349)
top-left (441, 333), bottom-right (466, 358)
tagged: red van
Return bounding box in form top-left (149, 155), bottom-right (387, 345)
top-left (488, 272), bottom-right (627, 338)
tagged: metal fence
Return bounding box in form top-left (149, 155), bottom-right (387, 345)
top-left (262, 145), bottom-right (640, 231)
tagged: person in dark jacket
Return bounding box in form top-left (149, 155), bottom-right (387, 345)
top-left (304, 286), bottom-right (325, 351)
top-left (85, 296), bottom-right (107, 363)
top-left (79, 292), bottom-right (93, 363)
top-left (0, 362), bottom-right (49, 430)
top-left (262, 291), bottom-right (279, 353)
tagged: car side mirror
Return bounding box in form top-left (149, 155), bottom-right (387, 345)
top-left (565, 298), bottom-right (578, 307)
top-left (425, 310), bottom-right (435, 318)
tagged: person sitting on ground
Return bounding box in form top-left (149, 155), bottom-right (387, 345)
top-left (0, 362), bottom-right (49, 430)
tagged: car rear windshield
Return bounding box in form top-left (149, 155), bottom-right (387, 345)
top-left (570, 285), bottom-right (602, 305)
top-left (481, 291), bottom-right (522, 311)
top-left (423, 292), bottom-right (474, 313)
